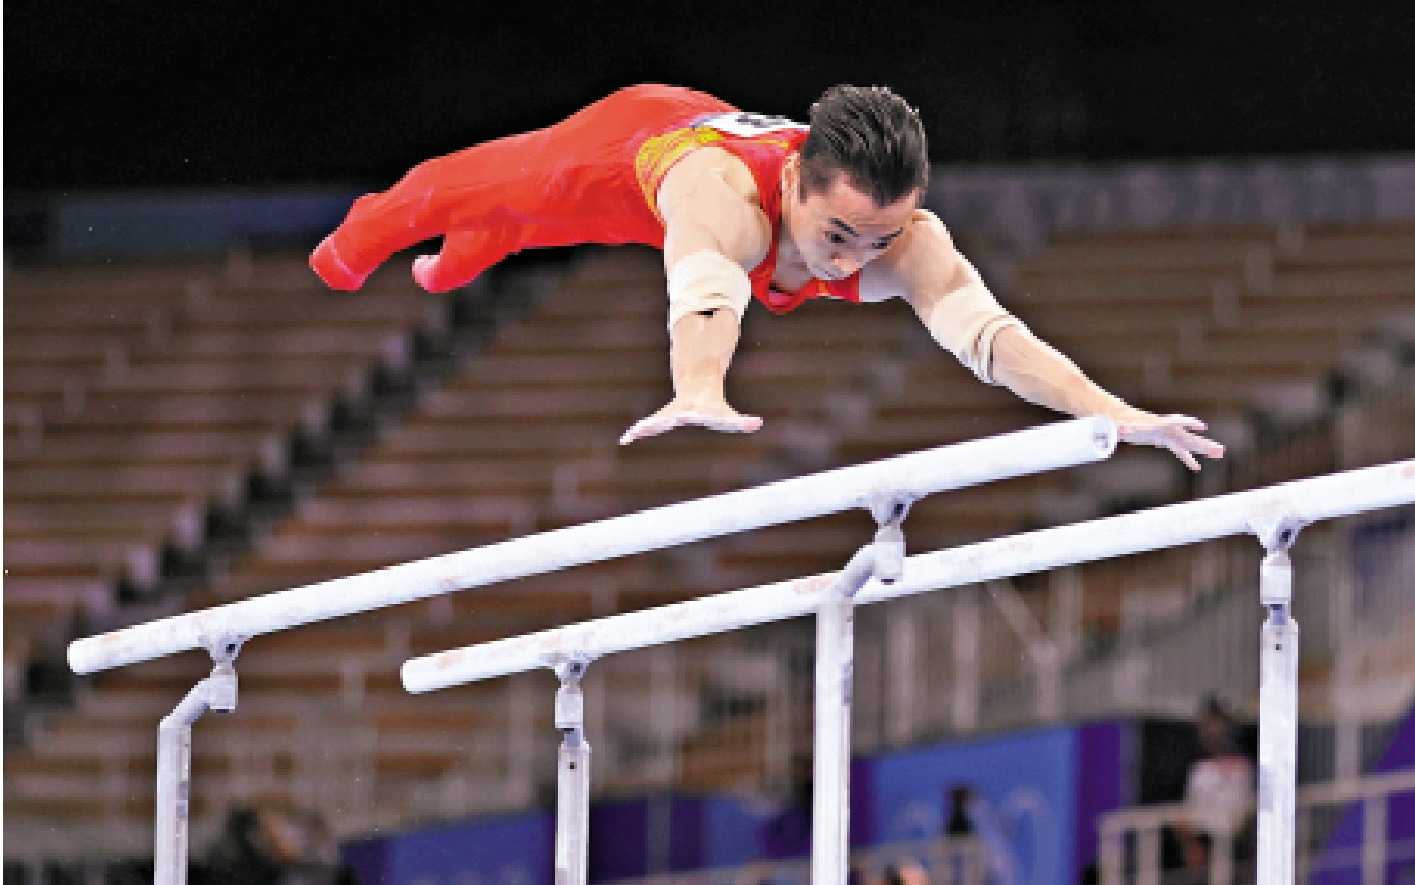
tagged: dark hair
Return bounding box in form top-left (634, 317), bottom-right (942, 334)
top-left (801, 85), bottom-right (929, 207)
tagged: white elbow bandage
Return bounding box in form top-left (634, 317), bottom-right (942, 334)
top-left (666, 249), bottom-right (752, 332)
top-left (922, 280), bottom-right (1024, 385)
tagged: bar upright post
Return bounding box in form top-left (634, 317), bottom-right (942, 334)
top-left (813, 580), bottom-right (855, 885)
top-left (813, 501), bottom-right (907, 885)
top-left (1255, 523), bottom-right (1301, 885)
top-left (554, 660), bottom-right (592, 885)
top-left (155, 641), bottom-right (240, 885)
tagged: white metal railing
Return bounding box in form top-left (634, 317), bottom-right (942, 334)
top-left (64, 418), bottom-right (1118, 885)
top-left (1099, 768), bottom-right (1415, 885)
top-left (403, 459), bottom-right (1415, 885)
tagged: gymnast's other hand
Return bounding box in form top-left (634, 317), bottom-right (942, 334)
top-left (619, 396), bottom-right (763, 445)
top-left (1114, 410), bottom-right (1225, 472)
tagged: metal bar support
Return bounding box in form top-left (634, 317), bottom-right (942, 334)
top-left (554, 659), bottom-right (592, 885)
top-left (1361, 794), bottom-right (1387, 885)
top-left (1255, 519), bottom-right (1302, 885)
top-left (812, 497), bottom-right (908, 885)
top-left (154, 638), bottom-right (241, 885)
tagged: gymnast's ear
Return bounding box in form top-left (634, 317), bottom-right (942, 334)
top-left (781, 154), bottom-right (802, 202)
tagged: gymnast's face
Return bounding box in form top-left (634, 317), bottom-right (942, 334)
top-left (781, 155), bottom-right (920, 283)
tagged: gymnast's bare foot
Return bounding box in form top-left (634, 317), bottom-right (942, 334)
top-left (619, 396), bottom-right (762, 445)
top-left (412, 255), bottom-right (444, 293)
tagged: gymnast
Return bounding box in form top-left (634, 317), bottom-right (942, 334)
top-left (311, 83), bottom-right (1223, 468)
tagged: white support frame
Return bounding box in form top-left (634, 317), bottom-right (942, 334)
top-left (65, 419), bottom-right (1117, 885)
top-left (404, 459), bottom-right (1415, 885)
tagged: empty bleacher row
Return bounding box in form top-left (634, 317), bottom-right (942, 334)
top-left (5, 221), bottom-right (1413, 850)
top-left (4, 254), bottom-right (447, 730)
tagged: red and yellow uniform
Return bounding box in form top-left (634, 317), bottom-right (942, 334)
top-left (311, 84), bottom-right (861, 310)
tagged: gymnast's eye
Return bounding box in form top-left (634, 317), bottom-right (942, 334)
top-left (827, 232), bottom-right (847, 245)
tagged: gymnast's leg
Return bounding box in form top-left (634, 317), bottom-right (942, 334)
top-left (310, 85), bottom-right (697, 292)
top-left (310, 130), bottom-right (562, 292)
top-left (310, 159), bottom-right (455, 290)
top-left (411, 228), bottom-right (520, 294)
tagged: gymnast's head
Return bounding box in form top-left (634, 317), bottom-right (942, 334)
top-left (783, 85), bottom-right (929, 281)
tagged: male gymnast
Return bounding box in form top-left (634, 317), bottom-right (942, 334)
top-left (311, 83), bottom-right (1224, 468)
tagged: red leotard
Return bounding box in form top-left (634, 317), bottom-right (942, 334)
top-left (311, 84), bottom-right (861, 310)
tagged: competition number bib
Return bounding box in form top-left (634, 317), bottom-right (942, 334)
top-left (696, 112), bottom-right (807, 138)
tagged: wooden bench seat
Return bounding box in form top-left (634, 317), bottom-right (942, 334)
top-left (4, 600), bottom-right (82, 645)
top-left (160, 327), bottom-right (400, 360)
top-left (188, 294), bottom-right (431, 328)
top-left (495, 315), bottom-right (666, 348)
top-left (290, 495), bottom-right (537, 536)
top-left (373, 421), bottom-right (613, 457)
top-left (422, 386), bottom-right (658, 420)
top-left (16, 393), bottom-right (319, 432)
top-left (453, 352), bottom-right (666, 387)
top-left (4, 331), bottom-right (155, 366)
top-left (1013, 270), bottom-right (1233, 301)
top-left (6, 461), bottom-right (245, 499)
top-left (1027, 249), bottom-right (1256, 275)
top-left (4, 499), bottom-right (199, 536)
top-left (6, 429), bottom-right (273, 467)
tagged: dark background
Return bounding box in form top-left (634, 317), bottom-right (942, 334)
top-left (7, 0), bottom-right (1415, 191)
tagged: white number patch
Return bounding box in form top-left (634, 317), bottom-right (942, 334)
top-left (696, 112), bottom-right (807, 138)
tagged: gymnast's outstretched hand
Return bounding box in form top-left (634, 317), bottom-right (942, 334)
top-left (619, 396), bottom-right (762, 445)
top-left (988, 326), bottom-right (1225, 472)
top-left (1113, 410), bottom-right (1225, 472)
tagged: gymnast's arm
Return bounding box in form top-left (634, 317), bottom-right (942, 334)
top-left (618, 149), bottom-right (773, 445)
top-left (869, 211), bottom-right (1224, 470)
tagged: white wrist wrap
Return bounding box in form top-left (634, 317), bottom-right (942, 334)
top-left (923, 280), bottom-right (1024, 385)
top-left (666, 249), bottom-right (752, 332)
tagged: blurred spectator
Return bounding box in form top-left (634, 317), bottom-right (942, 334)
top-left (759, 755), bottom-right (813, 859)
top-left (883, 859), bottom-right (930, 885)
top-left (944, 785), bottom-right (977, 838)
top-left (203, 803), bottom-right (360, 885)
top-left (1175, 697), bottom-right (1256, 881)
top-left (942, 784), bottom-right (985, 885)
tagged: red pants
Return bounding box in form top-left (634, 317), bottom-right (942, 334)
top-left (311, 85), bottom-right (733, 292)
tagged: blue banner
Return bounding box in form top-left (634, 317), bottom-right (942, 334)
top-left (869, 726), bottom-right (1078, 885)
top-left (345, 810), bottom-right (554, 885)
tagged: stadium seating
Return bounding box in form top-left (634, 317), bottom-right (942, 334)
top-left (5, 221), bottom-right (1412, 850)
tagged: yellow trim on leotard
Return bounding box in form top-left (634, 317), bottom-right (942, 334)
top-left (634, 126), bottom-right (725, 220)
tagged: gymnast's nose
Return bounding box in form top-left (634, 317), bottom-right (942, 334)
top-left (829, 253), bottom-right (863, 278)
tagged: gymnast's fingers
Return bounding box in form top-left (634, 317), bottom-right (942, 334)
top-left (1170, 442), bottom-right (1202, 472)
top-left (619, 413), bottom-right (678, 445)
top-left (678, 410), bottom-right (763, 434)
top-left (1189, 432), bottom-right (1226, 460)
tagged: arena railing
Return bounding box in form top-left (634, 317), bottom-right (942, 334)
top-left (1098, 768), bottom-right (1415, 885)
top-left (402, 459), bottom-right (1415, 885)
top-left (65, 417), bottom-right (1119, 885)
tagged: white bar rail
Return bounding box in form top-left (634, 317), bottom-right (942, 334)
top-left (403, 458), bottom-right (1415, 692)
top-left (403, 458), bottom-right (1413, 885)
top-left (68, 418), bottom-right (1116, 675)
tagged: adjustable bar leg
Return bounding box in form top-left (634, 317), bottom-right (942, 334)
top-left (813, 506), bottom-right (907, 885)
top-left (812, 588), bottom-right (854, 885)
top-left (555, 661), bottom-right (591, 885)
top-left (154, 652), bottom-right (238, 885)
top-left (1257, 542), bottom-right (1299, 885)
